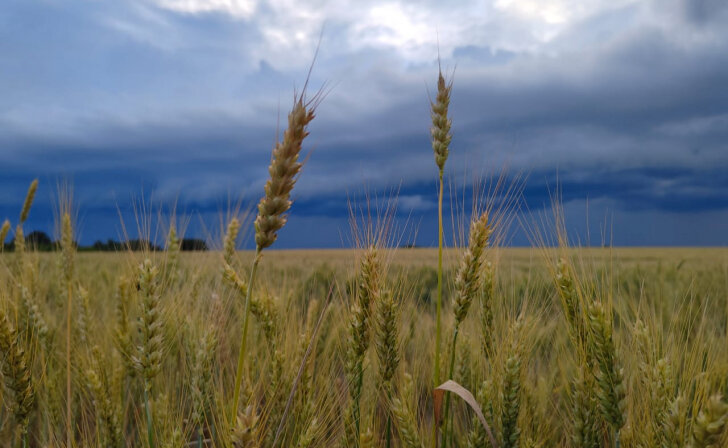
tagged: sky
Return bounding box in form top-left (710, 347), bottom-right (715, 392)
top-left (1, 0), bottom-right (727, 248)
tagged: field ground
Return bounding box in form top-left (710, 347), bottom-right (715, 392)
top-left (1, 245), bottom-right (727, 447)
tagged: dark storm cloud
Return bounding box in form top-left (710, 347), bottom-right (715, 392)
top-left (1, 0), bottom-right (727, 246)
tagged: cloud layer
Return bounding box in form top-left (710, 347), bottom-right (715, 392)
top-left (1, 0), bottom-right (726, 246)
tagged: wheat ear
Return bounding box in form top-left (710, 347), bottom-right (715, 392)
top-left (190, 328), bottom-right (217, 448)
top-left (466, 380), bottom-right (495, 448)
top-left (346, 246), bottom-right (381, 441)
top-left (232, 405), bottom-right (260, 448)
top-left (443, 213), bottom-right (491, 446)
top-left (391, 372), bottom-right (423, 448)
top-left (661, 394), bottom-right (687, 448)
top-left (86, 347), bottom-right (122, 448)
top-left (571, 365), bottom-right (600, 448)
top-left (691, 394), bottom-right (728, 448)
top-left (0, 307), bottom-right (36, 440)
top-left (19, 179), bottom-right (38, 224)
top-left (166, 224), bottom-right (180, 284)
top-left (133, 259), bottom-right (164, 448)
top-left (375, 289), bottom-right (400, 448)
top-left (114, 277), bottom-right (137, 378)
top-left (224, 217), bottom-right (241, 267)
top-left (588, 301), bottom-right (626, 437)
top-left (0, 219), bottom-right (10, 249)
top-left (501, 320), bottom-right (523, 448)
top-left (432, 67), bottom-right (453, 415)
top-left (231, 92), bottom-right (317, 423)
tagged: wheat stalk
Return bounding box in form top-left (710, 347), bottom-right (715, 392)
top-left (346, 246), bottom-right (381, 441)
top-left (443, 212), bottom-right (491, 447)
top-left (60, 210), bottom-right (74, 448)
top-left (230, 91), bottom-right (318, 423)
top-left (432, 67), bottom-right (453, 409)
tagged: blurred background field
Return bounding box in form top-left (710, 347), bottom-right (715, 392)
top-left (1, 245), bottom-right (726, 446)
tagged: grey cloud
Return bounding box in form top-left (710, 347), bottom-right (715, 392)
top-left (1, 0), bottom-right (727, 246)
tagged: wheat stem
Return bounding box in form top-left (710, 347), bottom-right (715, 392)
top-left (434, 168), bottom-right (444, 391)
top-left (431, 64), bottom-right (452, 448)
top-left (230, 250), bottom-right (261, 422)
top-left (144, 382), bottom-right (155, 448)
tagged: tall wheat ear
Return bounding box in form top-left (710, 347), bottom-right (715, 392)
top-left (431, 65), bottom-right (453, 402)
top-left (230, 84), bottom-right (324, 424)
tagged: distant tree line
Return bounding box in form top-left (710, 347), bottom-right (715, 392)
top-left (1, 231), bottom-right (208, 252)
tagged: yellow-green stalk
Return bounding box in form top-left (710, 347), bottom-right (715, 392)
top-left (230, 93), bottom-right (316, 424)
top-left (479, 261), bottom-right (495, 359)
top-left (60, 211), bottom-right (74, 448)
top-left (431, 68), bottom-right (453, 408)
top-left (346, 246), bottom-right (381, 441)
top-left (443, 213), bottom-right (491, 446)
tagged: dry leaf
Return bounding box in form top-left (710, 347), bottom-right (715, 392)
top-left (434, 380), bottom-right (499, 448)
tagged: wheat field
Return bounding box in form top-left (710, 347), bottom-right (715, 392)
top-left (0, 72), bottom-right (727, 448)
